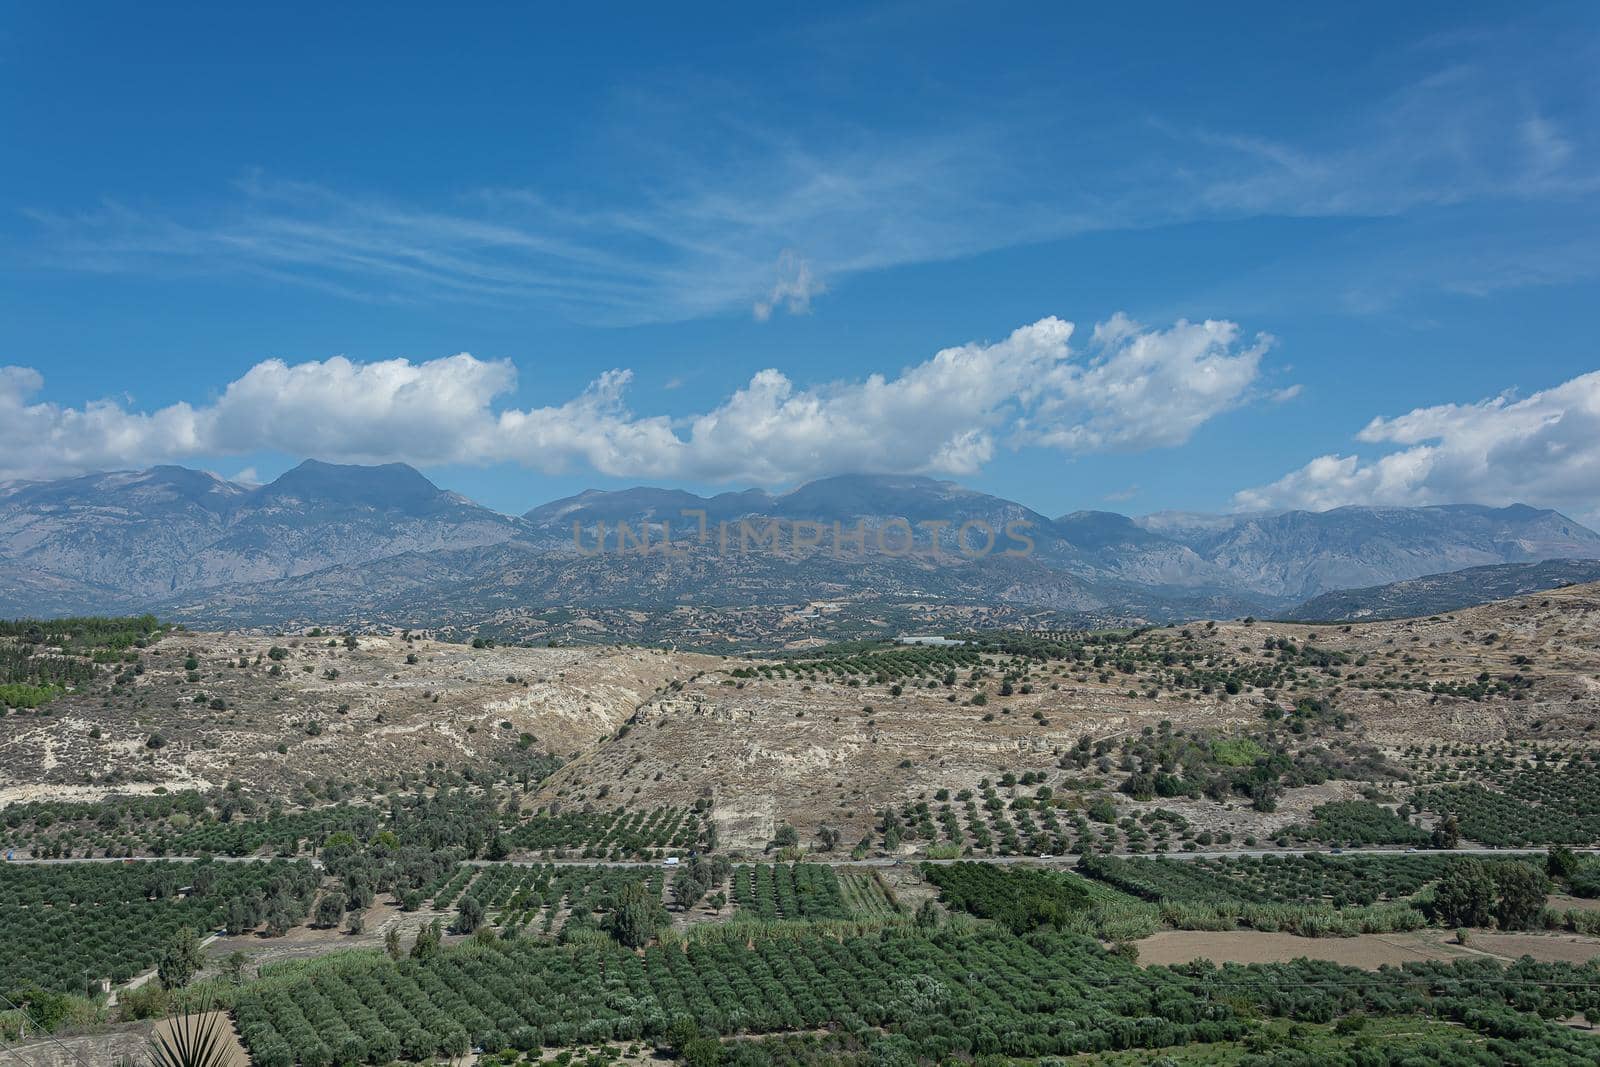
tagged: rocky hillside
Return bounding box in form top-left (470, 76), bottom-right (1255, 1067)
top-left (10, 581), bottom-right (1595, 853)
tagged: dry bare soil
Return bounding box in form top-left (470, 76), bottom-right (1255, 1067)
top-left (1135, 928), bottom-right (1600, 969)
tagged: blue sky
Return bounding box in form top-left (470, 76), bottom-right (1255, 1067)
top-left (2, 1), bottom-right (1598, 521)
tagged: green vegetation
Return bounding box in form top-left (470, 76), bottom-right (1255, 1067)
top-left (229, 918), bottom-right (1600, 1067)
top-left (837, 869), bottom-right (904, 918)
top-left (922, 861), bottom-right (1092, 934)
top-left (731, 863), bottom-right (848, 920)
top-left (0, 614), bottom-right (167, 652)
top-left (761, 642), bottom-right (983, 680)
top-left (1427, 857), bottom-right (1552, 931)
top-left (445, 863), bottom-right (667, 936)
top-left (1072, 855), bottom-right (1428, 937)
top-left (0, 682), bottom-right (61, 709)
top-left (0, 615), bottom-right (168, 710)
top-left (1080, 852), bottom-right (1464, 906)
top-left (504, 806), bottom-right (703, 858)
top-left (1209, 737), bottom-right (1267, 766)
top-left (0, 860), bottom-right (317, 996)
top-left (1286, 801), bottom-right (1431, 846)
top-left (1416, 760), bottom-right (1600, 845)
top-left (929, 858), bottom-right (1425, 940)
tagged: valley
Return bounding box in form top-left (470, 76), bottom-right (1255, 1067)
top-left (6, 582), bottom-right (1600, 1065)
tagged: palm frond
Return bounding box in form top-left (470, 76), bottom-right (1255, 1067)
top-left (147, 998), bottom-right (232, 1067)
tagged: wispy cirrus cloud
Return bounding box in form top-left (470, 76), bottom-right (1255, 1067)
top-left (17, 32), bottom-right (1598, 326)
top-left (1188, 69), bottom-right (1600, 219)
top-left (0, 312), bottom-right (1270, 484)
top-left (26, 126), bottom-right (1053, 325)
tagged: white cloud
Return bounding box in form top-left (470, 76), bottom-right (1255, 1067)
top-left (0, 365), bottom-right (205, 479)
top-left (0, 312), bottom-right (1268, 484)
top-left (1023, 314), bottom-right (1271, 453)
top-left (1235, 370), bottom-right (1600, 518)
top-left (204, 353), bottom-right (519, 464)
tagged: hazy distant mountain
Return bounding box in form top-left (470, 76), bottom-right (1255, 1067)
top-left (1137, 503), bottom-right (1600, 601)
top-left (524, 474), bottom-right (1051, 532)
top-left (1282, 558), bottom-right (1600, 622)
top-left (1, 462), bottom-right (1597, 634)
top-left (0, 460), bottom-right (520, 600)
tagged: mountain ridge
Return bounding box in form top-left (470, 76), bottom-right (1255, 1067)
top-left (2, 461), bottom-right (1597, 635)
top-left (1283, 557), bottom-right (1600, 622)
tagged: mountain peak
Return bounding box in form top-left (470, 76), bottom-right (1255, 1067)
top-left (256, 460), bottom-right (448, 512)
top-left (1052, 510), bottom-right (1169, 551)
top-left (770, 472), bottom-right (1036, 523)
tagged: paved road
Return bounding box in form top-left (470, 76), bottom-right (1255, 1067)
top-left (8, 846), bottom-right (1589, 869)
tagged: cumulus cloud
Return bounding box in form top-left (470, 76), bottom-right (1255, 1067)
top-left (1235, 370), bottom-right (1600, 517)
top-left (204, 354), bottom-right (518, 463)
top-left (0, 312), bottom-right (1269, 485)
top-left (1023, 314), bottom-right (1271, 452)
top-left (0, 365), bottom-right (205, 479)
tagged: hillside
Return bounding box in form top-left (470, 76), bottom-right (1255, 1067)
top-left (1285, 557), bottom-right (1600, 622)
top-left (7, 581), bottom-right (1599, 853)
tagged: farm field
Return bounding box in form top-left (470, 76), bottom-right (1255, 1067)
top-left (227, 922), bottom-right (1600, 1067)
top-left (0, 859), bottom-right (319, 993)
top-left (836, 868), bottom-right (904, 919)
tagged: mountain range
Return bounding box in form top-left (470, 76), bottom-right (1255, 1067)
top-left (1, 460), bottom-right (1596, 639)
